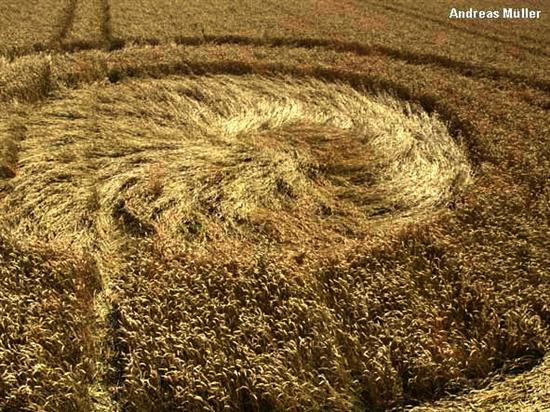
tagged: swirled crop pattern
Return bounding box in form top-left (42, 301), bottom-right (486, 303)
top-left (2, 75), bottom-right (471, 252)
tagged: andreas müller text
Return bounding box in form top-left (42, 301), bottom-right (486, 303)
top-left (449, 8), bottom-right (542, 19)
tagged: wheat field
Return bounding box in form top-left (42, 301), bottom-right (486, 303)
top-left (0, 1), bottom-right (549, 411)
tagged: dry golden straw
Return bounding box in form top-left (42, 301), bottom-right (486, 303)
top-left (1, 74), bottom-right (471, 253)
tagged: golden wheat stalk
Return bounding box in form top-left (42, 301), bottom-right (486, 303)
top-left (1, 74), bottom-right (471, 253)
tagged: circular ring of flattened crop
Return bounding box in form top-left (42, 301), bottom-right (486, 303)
top-left (1, 74), bottom-right (471, 252)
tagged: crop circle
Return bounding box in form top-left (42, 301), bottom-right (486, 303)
top-left (2, 74), bottom-right (471, 253)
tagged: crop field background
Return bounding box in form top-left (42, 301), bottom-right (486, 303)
top-left (0, 0), bottom-right (549, 411)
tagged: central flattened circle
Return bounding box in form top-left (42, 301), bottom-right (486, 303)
top-left (2, 75), bottom-right (471, 250)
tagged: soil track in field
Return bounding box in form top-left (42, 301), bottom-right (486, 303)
top-left (51, 0), bottom-right (78, 47)
top-left (100, 0), bottom-right (117, 50)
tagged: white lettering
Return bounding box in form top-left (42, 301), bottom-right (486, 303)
top-left (449, 7), bottom-right (540, 20)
